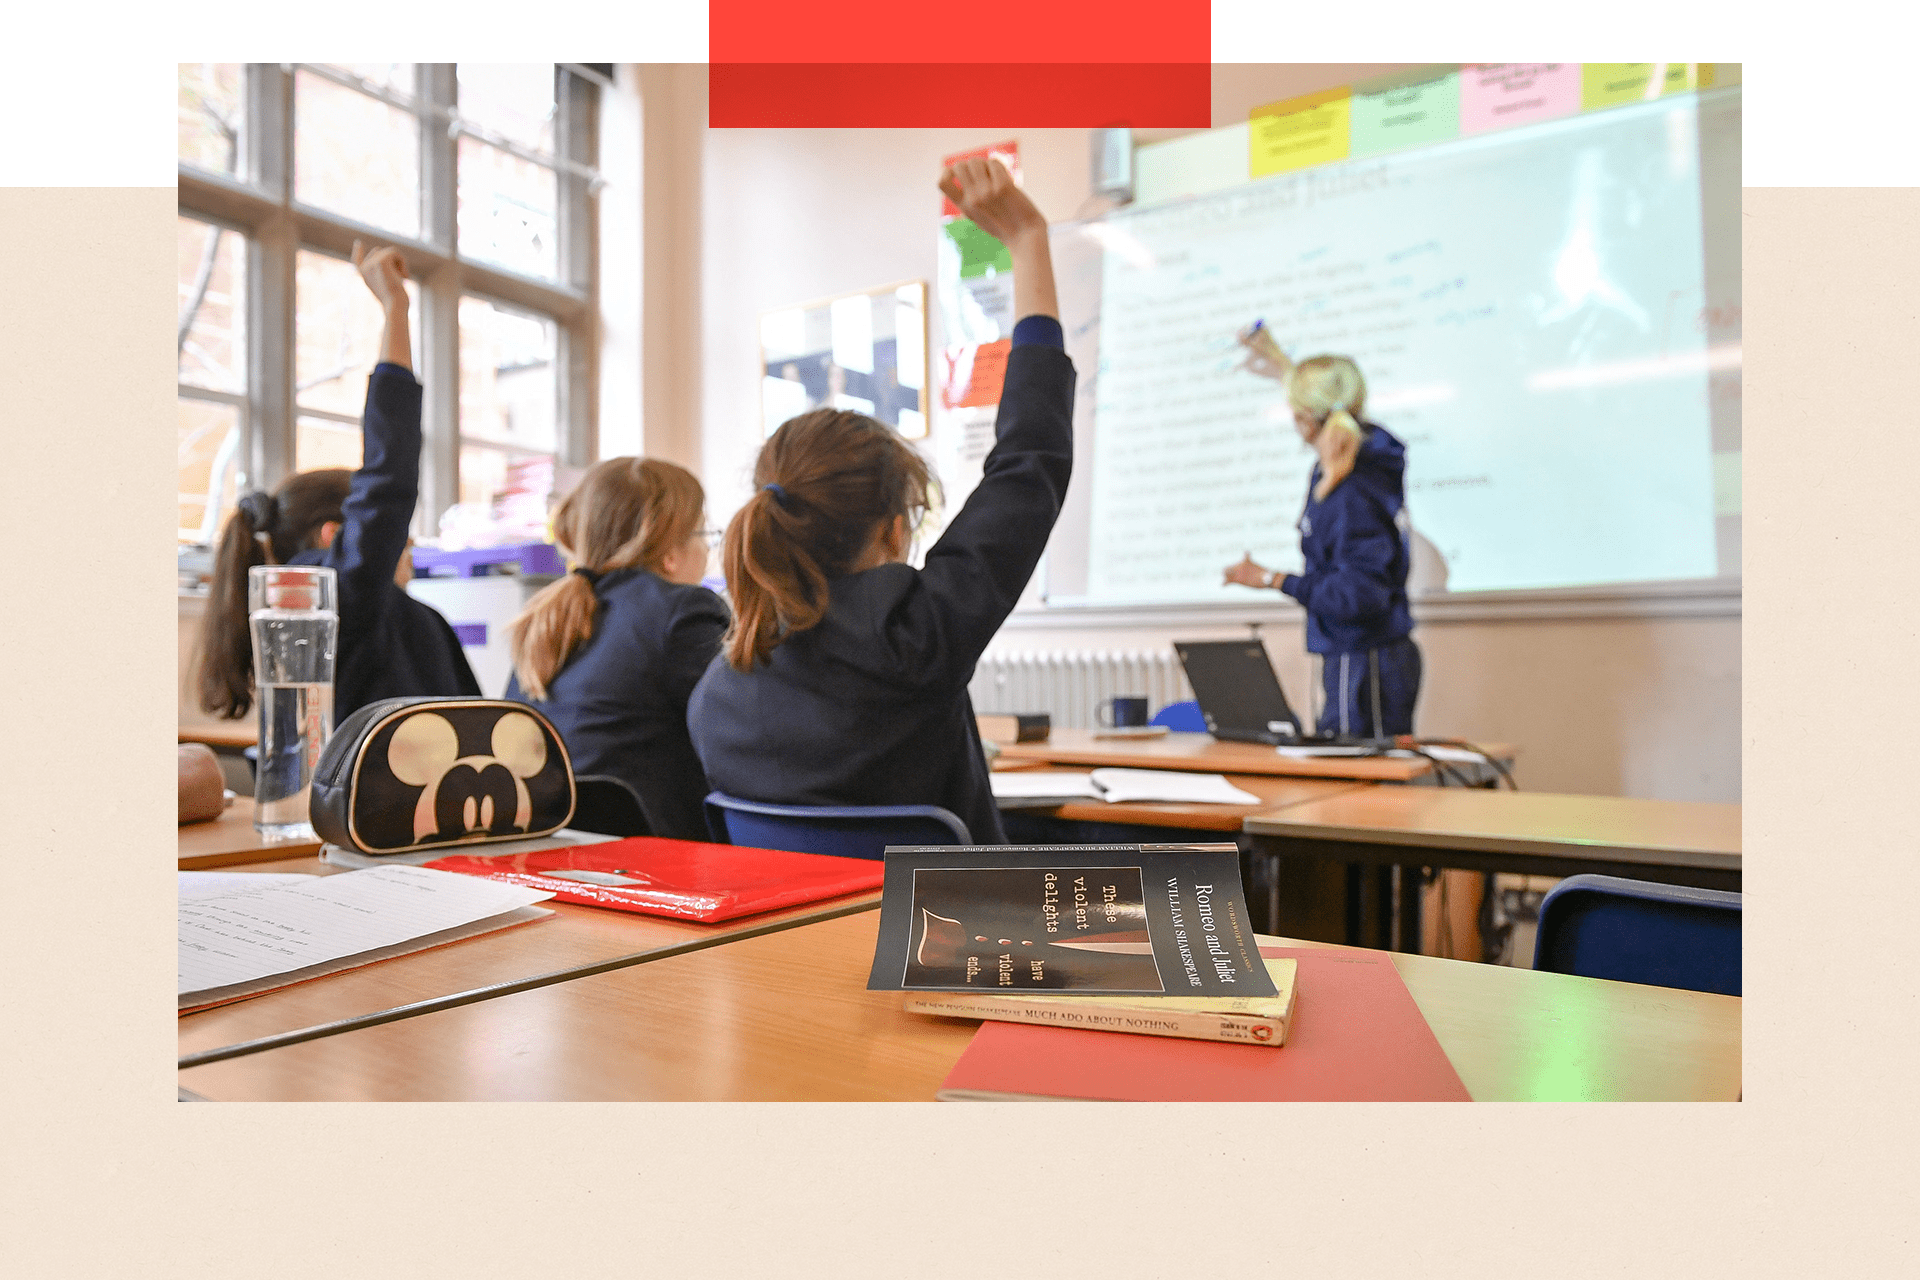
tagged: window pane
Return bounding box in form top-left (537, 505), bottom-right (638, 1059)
top-left (459, 446), bottom-right (555, 542)
top-left (294, 70), bottom-right (420, 239)
top-left (178, 217), bottom-right (246, 394)
top-left (333, 64), bottom-right (415, 95)
top-left (296, 248), bottom-right (416, 419)
top-left (178, 63), bottom-right (244, 177)
top-left (179, 398), bottom-right (242, 543)
top-left (297, 415), bottom-right (364, 473)
top-left (458, 297), bottom-right (556, 450)
top-left (456, 64), bottom-right (556, 152)
top-left (457, 137), bottom-right (558, 279)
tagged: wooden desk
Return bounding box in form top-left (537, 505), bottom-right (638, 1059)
top-left (180, 722), bottom-right (257, 749)
top-left (997, 729), bottom-right (1516, 785)
top-left (176, 909), bottom-right (1740, 1101)
top-left (1244, 789), bottom-right (1742, 952)
top-left (178, 854), bottom-right (882, 1067)
top-left (178, 798), bottom-right (323, 868)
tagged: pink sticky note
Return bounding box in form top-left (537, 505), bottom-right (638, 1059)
top-left (1459, 63), bottom-right (1581, 135)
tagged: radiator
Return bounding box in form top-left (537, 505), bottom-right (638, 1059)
top-left (968, 650), bottom-right (1193, 730)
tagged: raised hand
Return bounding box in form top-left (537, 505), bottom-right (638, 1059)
top-left (1235, 321), bottom-right (1292, 383)
top-left (352, 239), bottom-right (410, 313)
top-left (939, 156), bottom-right (1047, 247)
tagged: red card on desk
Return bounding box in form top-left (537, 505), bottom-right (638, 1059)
top-left (936, 946), bottom-right (1471, 1101)
top-left (422, 837), bottom-right (884, 924)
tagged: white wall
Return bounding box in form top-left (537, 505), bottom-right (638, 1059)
top-left (625, 63), bottom-right (1743, 803)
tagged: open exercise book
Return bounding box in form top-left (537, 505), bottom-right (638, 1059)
top-left (989, 769), bottom-right (1261, 806)
top-left (178, 866), bottom-right (556, 1013)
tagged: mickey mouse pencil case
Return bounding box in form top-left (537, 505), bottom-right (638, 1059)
top-left (309, 697), bottom-right (577, 855)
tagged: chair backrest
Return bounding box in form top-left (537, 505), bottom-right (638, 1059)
top-left (1533, 873), bottom-right (1741, 996)
top-left (704, 792), bottom-right (970, 861)
top-left (1149, 700), bottom-right (1207, 732)
top-left (570, 774), bottom-right (653, 838)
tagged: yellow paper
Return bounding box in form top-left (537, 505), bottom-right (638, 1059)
top-left (1580, 63), bottom-right (1708, 110)
top-left (1250, 87), bottom-right (1352, 177)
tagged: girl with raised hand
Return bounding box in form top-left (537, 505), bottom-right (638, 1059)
top-left (1222, 330), bottom-right (1420, 737)
top-left (504, 459), bottom-right (728, 841)
top-left (688, 157), bottom-right (1074, 844)
top-left (197, 241), bottom-right (479, 725)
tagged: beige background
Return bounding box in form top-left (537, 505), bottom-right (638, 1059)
top-left (14, 96), bottom-right (1916, 1279)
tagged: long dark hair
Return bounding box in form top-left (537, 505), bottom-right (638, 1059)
top-left (195, 470), bottom-right (353, 718)
top-left (721, 409), bottom-right (930, 671)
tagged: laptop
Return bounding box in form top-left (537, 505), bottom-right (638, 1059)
top-left (1172, 641), bottom-right (1309, 745)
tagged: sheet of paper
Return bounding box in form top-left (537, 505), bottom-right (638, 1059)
top-left (1088, 769), bottom-right (1264, 805)
top-left (990, 772), bottom-right (1103, 800)
top-left (179, 865), bottom-right (555, 998)
top-left (178, 872), bottom-right (317, 901)
top-left (1274, 745), bottom-right (1381, 758)
top-left (1387, 745), bottom-right (1497, 763)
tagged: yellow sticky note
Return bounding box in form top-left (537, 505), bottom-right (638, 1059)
top-left (1250, 87), bottom-right (1352, 178)
top-left (1580, 63), bottom-right (1706, 110)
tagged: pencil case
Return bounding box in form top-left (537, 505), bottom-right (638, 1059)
top-left (309, 697), bottom-right (577, 855)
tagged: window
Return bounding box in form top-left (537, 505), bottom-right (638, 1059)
top-left (175, 63), bottom-right (602, 551)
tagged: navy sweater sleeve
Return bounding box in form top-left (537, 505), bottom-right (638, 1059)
top-left (1280, 487), bottom-right (1398, 626)
top-left (659, 589), bottom-right (731, 710)
top-left (325, 362), bottom-right (420, 638)
top-left (885, 322), bottom-right (1074, 685)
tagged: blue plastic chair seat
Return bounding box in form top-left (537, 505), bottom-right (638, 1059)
top-left (704, 792), bottom-right (970, 861)
top-left (1149, 700), bottom-right (1207, 732)
top-left (1533, 874), bottom-right (1741, 996)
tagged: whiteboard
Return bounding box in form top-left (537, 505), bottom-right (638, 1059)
top-left (1037, 87), bottom-right (1741, 608)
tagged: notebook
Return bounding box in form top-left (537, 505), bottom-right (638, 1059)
top-left (934, 945), bottom-right (1471, 1101)
top-left (422, 836), bottom-right (886, 923)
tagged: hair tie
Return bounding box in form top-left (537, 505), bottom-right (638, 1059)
top-left (237, 490), bottom-right (277, 529)
top-left (763, 483), bottom-right (790, 507)
top-left (572, 565), bottom-right (602, 586)
top-left (1325, 401), bottom-right (1347, 418)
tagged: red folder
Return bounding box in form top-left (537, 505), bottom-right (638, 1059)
top-left (935, 946), bottom-right (1471, 1101)
top-left (422, 837), bottom-right (884, 924)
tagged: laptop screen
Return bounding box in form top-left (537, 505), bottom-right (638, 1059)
top-left (1173, 641), bottom-right (1303, 740)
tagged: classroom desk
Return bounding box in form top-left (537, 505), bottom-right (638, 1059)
top-left (176, 909), bottom-right (1741, 1102)
top-left (1243, 788), bottom-right (1743, 953)
top-left (996, 767), bottom-right (1374, 833)
top-left (996, 729), bottom-right (1516, 785)
top-left (177, 798), bottom-right (323, 868)
top-left (179, 722), bottom-right (257, 749)
top-left (178, 854), bottom-right (883, 1067)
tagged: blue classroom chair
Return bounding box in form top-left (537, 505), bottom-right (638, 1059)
top-left (703, 792), bottom-right (971, 861)
top-left (1150, 700), bottom-right (1207, 732)
top-left (1532, 873), bottom-right (1742, 996)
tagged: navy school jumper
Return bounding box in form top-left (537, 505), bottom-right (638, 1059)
top-left (287, 362), bottom-right (480, 724)
top-left (506, 569), bottom-right (730, 842)
top-left (1277, 422), bottom-right (1422, 737)
top-left (687, 316), bottom-right (1075, 844)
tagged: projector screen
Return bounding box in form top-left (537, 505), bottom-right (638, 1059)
top-left (1034, 86), bottom-right (1741, 608)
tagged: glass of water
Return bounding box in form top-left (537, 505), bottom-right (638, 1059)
top-left (248, 565), bottom-right (339, 839)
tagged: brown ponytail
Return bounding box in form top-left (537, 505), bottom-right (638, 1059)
top-left (507, 457), bottom-right (705, 699)
top-left (722, 408), bottom-right (931, 671)
top-left (195, 469), bottom-right (353, 719)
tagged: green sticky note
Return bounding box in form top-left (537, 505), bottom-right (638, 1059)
top-left (1351, 68), bottom-right (1461, 157)
top-left (943, 218), bottom-right (1012, 280)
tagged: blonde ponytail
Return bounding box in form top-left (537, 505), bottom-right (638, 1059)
top-left (507, 457), bottom-right (705, 699)
top-left (1287, 355), bottom-right (1368, 500)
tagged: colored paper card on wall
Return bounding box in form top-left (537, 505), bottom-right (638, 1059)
top-left (941, 141), bottom-right (1021, 219)
top-left (942, 218), bottom-right (1013, 280)
top-left (1350, 67), bottom-right (1461, 158)
top-left (1459, 64), bottom-right (1581, 135)
top-left (940, 340), bottom-right (1011, 409)
top-left (1581, 63), bottom-right (1711, 110)
top-left (708, 63), bottom-right (1210, 128)
top-left (1249, 87), bottom-right (1352, 178)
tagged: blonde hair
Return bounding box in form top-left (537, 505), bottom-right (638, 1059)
top-left (507, 457), bottom-right (705, 699)
top-left (1288, 355), bottom-right (1368, 500)
top-left (722, 409), bottom-right (931, 672)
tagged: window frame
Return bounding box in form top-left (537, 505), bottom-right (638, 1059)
top-left (176, 62), bottom-right (601, 542)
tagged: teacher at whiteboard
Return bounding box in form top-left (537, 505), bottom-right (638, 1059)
top-left (1221, 324), bottom-right (1421, 738)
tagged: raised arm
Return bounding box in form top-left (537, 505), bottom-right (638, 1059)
top-left (353, 240), bottom-right (412, 371)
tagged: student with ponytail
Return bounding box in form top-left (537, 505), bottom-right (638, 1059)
top-left (687, 157), bottom-right (1074, 843)
top-left (1222, 333), bottom-right (1421, 737)
top-left (504, 458), bottom-right (727, 840)
top-left (196, 241), bottom-right (479, 724)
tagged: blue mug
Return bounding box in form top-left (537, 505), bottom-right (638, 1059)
top-left (1097, 696), bottom-right (1150, 729)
